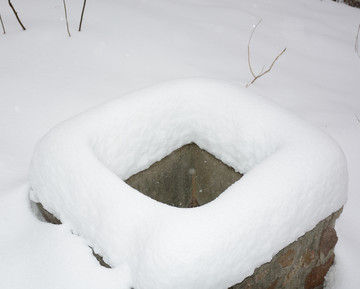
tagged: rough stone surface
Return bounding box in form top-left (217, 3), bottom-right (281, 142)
top-left (305, 254), bottom-right (335, 289)
top-left (333, 0), bottom-right (360, 8)
top-left (229, 208), bottom-right (342, 289)
top-left (320, 228), bottom-right (338, 258)
top-left (125, 143), bottom-right (243, 208)
top-left (278, 249), bottom-right (296, 268)
top-left (36, 202), bottom-right (61, 224)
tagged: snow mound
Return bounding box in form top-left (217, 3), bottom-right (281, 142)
top-left (29, 78), bottom-right (347, 289)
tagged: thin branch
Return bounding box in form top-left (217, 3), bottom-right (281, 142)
top-left (355, 24), bottom-right (360, 57)
top-left (247, 48), bottom-right (287, 87)
top-left (8, 0), bottom-right (26, 30)
top-left (246, 21), bottom-right (287, 88)
top-left (63, 0), bottom-right (71, 37)
top-left (355, 113), bottom-right (360, 123)
top-left (247, 20), bottom-right (262, 78)
top-left (0, 14), bottom-right (5, 34)
top-left (78, 0), bottom-right (87, 32)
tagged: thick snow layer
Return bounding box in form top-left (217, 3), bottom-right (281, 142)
top-left (1, 0), bottom-right (359, 288)
top-left (29, 79), bottom-right (347, 289)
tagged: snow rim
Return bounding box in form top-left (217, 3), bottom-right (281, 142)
top-left (28, 78), bottom-right (347, 289)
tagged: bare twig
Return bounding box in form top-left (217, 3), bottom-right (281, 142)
top-left (246, 20), bottom-right (286, 87)
top-left (355, 24), bottom-right (360, 57)
top-left (187, 168), bottom-right (199, 208)
top-left (0, 14), bottom-right (5, 34)
top-left (355, 113), bottom-right (360, 123)
top-left (8, 0), bottom-right (26, 30)
top-left (63, 0), bottom-right (71, 37)
top-left (247, 20), bottom-right (262, 78)
top-left (78, 0), bottom-right (87, 32)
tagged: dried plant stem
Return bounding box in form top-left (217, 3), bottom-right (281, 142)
top-left (63, 0), bottom-right (71, 37)
top-left (246, 20), bottom-right (286, 87)
top-left (355, 24), bottom-right (360, 57)
top-left (188, 174), bottom-right (200, 208)
top-left (247, 21), bottom-right (262, 79)
top-left (8, 0), bottom-right (26, 30)
top-left (78, 0), bottom-right (87, 32)
top-left (0, 14), bottom-right (5, 34)
top-left (187, 169), bottom-right (199, 208)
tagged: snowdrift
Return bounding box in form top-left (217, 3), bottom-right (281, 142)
top-left (29, 78), bottom-right (347, 289)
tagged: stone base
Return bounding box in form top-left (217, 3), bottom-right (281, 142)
top-left (229, 208), bottom-right (342, 289)
top-left (333, 0), bottom-right (360, 8)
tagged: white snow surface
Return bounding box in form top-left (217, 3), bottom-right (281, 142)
top-left (29, 79), bottom-right (347, 289)
top-left (1, 0), bottom-right (359, 288)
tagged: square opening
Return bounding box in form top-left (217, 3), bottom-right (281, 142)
top-left (125, 143), bottom-right (243, 208)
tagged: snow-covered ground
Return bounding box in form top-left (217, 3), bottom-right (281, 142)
top-left (0, 0), bottom-right (359, 288)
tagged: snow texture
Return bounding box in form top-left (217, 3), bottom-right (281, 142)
top-left (29, 78), bottom-right (347, 289)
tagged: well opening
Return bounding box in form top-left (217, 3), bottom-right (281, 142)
top-left (125, 143), bottom-right (243, 208)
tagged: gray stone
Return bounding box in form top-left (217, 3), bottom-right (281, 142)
top-left (125, 143), bottom-right (243, 208)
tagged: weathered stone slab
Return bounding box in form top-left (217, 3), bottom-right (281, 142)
top-left (125, 143), bottom-right (243, 207)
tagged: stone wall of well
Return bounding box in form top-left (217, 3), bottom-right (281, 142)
top-left (229, 208), bottom-right (342, 289)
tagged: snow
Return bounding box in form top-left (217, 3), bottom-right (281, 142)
top-left (0, 0), bottom-right (359, 288)
top-left (28, 79), bottom-right (347, 289)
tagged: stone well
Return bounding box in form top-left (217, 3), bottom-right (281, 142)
top-left (34, 143), bottom-right (342, 289)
